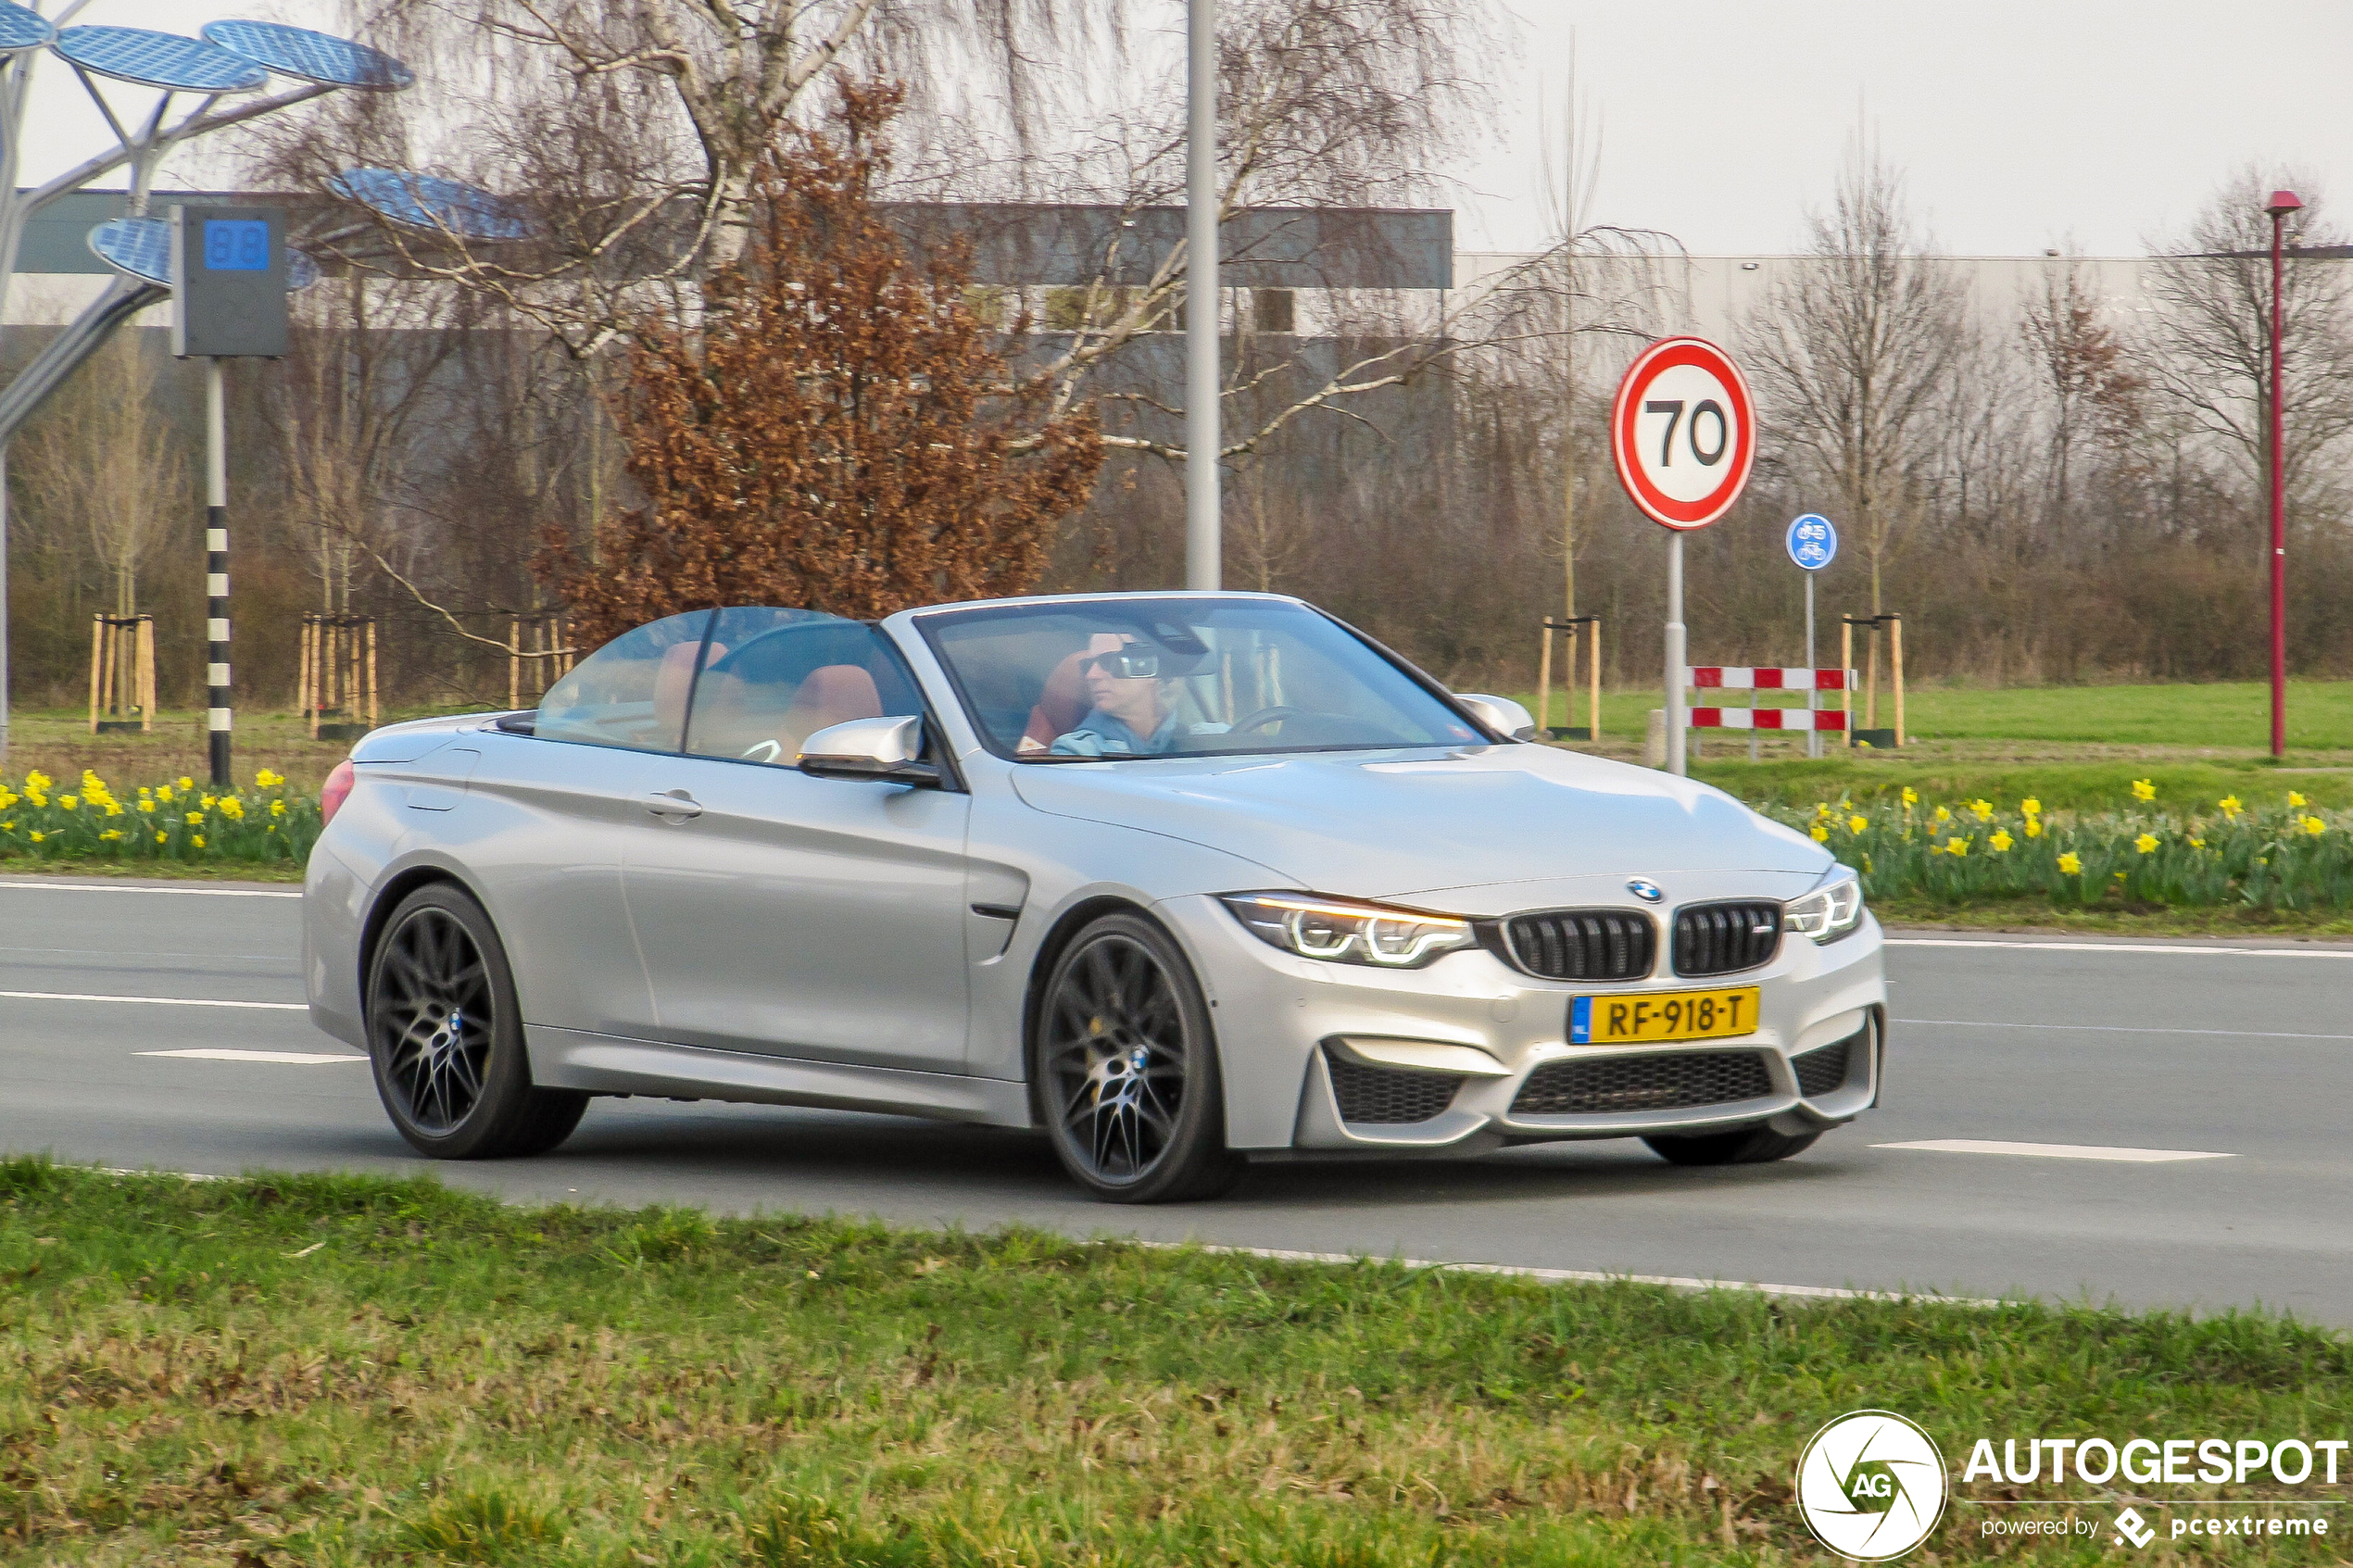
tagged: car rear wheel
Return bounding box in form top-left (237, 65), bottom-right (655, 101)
top-left (365, 884), bottom-right (588, 1160)
top-left (1642, 1125), bottom-right (1820, 1166)
top-left (1031, 911), bottom-right (1242, 1203)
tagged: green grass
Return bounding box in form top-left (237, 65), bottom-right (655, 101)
top-left (4, 1161), bottom-right (2350, 1565)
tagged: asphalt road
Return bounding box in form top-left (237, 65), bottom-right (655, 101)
top-left (6, 875), bottom-right (2350, 1322)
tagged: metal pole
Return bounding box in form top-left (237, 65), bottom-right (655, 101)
top-left (205, 357), bottom-right (231, 788)
top-left (1183, 0), bottom-right (1220, 591)
top-left (1805, 573), bottom-right (1819, 759)
top-left (2269, 206), bottom-right (2288, 759)
top-left (1665, 531), bottom-right (1686, 776)
top-left (0, 444), bottom-right (8, 769)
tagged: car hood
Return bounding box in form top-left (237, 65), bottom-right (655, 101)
top-left (1007, 744), bottom-right (1831, 906)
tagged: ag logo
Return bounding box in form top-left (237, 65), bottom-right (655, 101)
top-left (1795, 1410), bottom-right (1946, 1562)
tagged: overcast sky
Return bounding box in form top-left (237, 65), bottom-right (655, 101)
top-left (27, 0), bottom-right (2353, 261)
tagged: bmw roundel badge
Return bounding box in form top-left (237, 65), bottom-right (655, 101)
top-left (1626, 878), bottom-right (1665, 903)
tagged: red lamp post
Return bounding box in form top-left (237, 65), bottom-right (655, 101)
top-left (2265, 188), bottom-right (2304, 759)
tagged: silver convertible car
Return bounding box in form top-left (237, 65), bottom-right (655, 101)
top-left (304, 592), bottom-right (1885, 1202)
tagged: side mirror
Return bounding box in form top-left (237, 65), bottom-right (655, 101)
top-left (1453, 693), bottom-right (1538, 742)
top-left (797, 715), bottom-right (943, 787)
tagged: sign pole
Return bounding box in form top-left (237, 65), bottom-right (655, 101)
top-left (1665, 532), bottom-right (1686, 776)
top-left (1183, 0), bottom-right (1220, 591)
top-left (204, 356), bottom-right (231, 787)
top-left (1805, 573), bottom-right (1818, 759)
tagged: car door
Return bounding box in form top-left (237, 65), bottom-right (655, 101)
top-left (619, 609), bottom-right (973, 1072)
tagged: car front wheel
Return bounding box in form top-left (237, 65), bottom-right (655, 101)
top-left (364, 884), bottom-right (588, 1160)
top-left (1031, 911), bottom-right (1242, 1203)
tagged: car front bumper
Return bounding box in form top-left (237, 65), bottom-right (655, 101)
top-left (1154, 890), bottom-right (1887, 1152)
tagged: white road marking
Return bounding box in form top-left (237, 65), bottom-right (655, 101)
top-left (1897, 1016), bottom-right (2353, 1042)
top-left (1875, 1138), bottom-right (2234, 1163)
top-left (138, 1047), bottom-right (365, 1065)
top-left (0, 989), bottom-right (305, 1010)
top-left (1888, 937), bottom-right (2353, 959)
top-left (1155, 1242), bottom-right (2001, 1307)
top-left (0, 880), bottom-right (299, 897)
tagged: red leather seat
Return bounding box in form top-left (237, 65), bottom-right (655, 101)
top-left (784, 665), bottom-right (884, 755)
top-left (1022, 651), bottom-right (1091, 749)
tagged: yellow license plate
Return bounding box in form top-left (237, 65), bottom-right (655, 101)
top-left (1569, 986), bottom-right (1760, 1045)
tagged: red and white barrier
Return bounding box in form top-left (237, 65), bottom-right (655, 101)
top-left (1685, 666), bottom-right (1854, 691)
top-left (1688, 708), bottom-right (1849, 732)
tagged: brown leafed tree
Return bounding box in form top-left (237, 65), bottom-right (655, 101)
top-left (536, 85), bottom-right (1102, 646)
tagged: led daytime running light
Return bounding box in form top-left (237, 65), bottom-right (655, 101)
top-left (1222, 893), bottom-right (1474, 969)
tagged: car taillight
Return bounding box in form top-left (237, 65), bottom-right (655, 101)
top-left (320, 759), bottom-right (357, 824)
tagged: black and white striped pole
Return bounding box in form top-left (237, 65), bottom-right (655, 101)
top-left (171, 206), bottom-right (288, 787)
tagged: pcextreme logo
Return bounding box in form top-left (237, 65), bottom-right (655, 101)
top-left (1795, 1410), bottom-right (1949, 1562)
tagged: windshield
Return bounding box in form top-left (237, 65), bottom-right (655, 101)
top-left (919, 597), bottom-right (1485, 761)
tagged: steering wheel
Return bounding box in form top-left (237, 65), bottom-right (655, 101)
top-left (1227, 706), bottom-right (1308, 736)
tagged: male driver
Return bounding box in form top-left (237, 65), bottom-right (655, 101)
top-left (1050, 633), bottom-right (1189, 757)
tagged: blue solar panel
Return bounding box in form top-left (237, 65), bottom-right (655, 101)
top-left (54, 26), bottom-right (267, 92)
top-left (201, 20), bottom-right (412, 90)
top-left (87, 217), bottom-right (172, 285)
top-left (329, 168), bottom-right (531, 242)
top-left (287, 247), bottom-right (321, 291)
top-left (0, 3), bottom-right (55, 54)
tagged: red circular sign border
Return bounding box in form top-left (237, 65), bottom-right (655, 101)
top-left (1609, 336), bottom-right (1756, 530)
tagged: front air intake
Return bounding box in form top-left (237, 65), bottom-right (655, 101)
top-left (1673, 901), bottom-right (1781, 977)
top-left (1511, 1050), bottom-right (1775, 1117)
top-left (1325, 1053), bottom-right (1462, 1124)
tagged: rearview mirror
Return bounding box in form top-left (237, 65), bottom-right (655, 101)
top-left (1453, 693), bottom-right (1537, 742)
top-left (798, 715), bottom-right (943, 786)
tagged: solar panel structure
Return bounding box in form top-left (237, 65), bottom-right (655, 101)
top-left (200, 20), bottom-right (412, 90)
top-left (0, 3), bottom-right (56, 54)
top-left (87, 216), bottom-right (172, 285)
top-left (54, 26), bottom-right (267, 92)
top-left (329, 169), bottom-right (530, 242)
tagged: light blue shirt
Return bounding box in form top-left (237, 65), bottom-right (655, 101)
top-left (1050, 708), bottom-right (1189, 757)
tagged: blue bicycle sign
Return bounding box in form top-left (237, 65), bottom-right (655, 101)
top-left (1786, 514), bottom-right (1838, 571)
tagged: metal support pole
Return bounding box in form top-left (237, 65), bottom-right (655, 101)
top-left (205, 357), bottom-right (230, 787)
top-left (1183, 0), bottom-right (1220, 591)
top-left (1665, 531), bottom-right (1686, 776)
top-left (1805, 574), bottom-right (1819, 759)
top-left (2269, 206), bottom-right (2289, 759)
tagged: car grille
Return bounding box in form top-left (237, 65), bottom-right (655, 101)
top-left (1500, 909), bottom-right (1655, 981)
top-left (1326, 1053), bottom-right (1462, 1124)
top-left (1510, 1050), bottom-right (1774, 1117)
top-left (1793, 1032), bottom-right (1860, 1097)
top-left (1673, 901), bottom-right (1782, 976)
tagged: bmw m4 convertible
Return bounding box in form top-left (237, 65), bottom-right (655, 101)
top-left (304, 592), bottom-right (1885, 1202)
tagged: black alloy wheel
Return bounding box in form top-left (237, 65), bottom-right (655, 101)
top-left (364, 884), bottom-right (587, 1160)
top-left (1032, 911), bottom-right (1242, 1203)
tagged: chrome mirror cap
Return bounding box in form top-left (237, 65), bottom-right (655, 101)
top-left (1453, 693), bottom-right (1536, 742)
top-left (798, 715), bottom-right (939, 785)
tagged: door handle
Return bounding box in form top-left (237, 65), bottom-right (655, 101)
top-left (642, 790), bottom-right (703, 821)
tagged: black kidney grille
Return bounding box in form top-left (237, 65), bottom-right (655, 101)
top-left (1327, 1054), bottom-right (1462, 1124)
top-left (1510, 1050), bottom-right (1774, 1117)
top-left (1793, 1032), bottom-right (1860, 1097)
top-left (1501, 909), bottom-right (1656, 981)
top-left (1673, 901), bottom-right (1782, 977)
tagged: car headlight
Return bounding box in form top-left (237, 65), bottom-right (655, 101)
top-left (1220, 893), bottom-right (1476, 968)
top-left (1784, 870), bottom-right (1865, 943)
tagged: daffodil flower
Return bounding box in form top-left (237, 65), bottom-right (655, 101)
top-left (2303, 816), bottom-right (2326, 836)
top-left (2024, 820), bottom-right (2043, 838)
top-left (1933, 806), bottom-right (1951, 823)
top-left (2020, 797), bottom-right (2041, 816)
top-left (2057, 852), bottom-right (2083, 875)
top-left (1989, 830), bottom-right (2012, 852)
top-left (1969, 799), bottom-right (1993, 822)
top-left (2290, 791), bottom-right (2309, 809)
top-left (184, 812), bottom-right (203, 825)
top-left (1810, 824), bottom-right (1829, 843)
top-left (2220, 796), bottom-right (2243, 816)
top-left (192, 834), bottom-right (205, 849)
top-left (1944, 835), bottom-right (1969, 856)
top-left (1901, 786), bottom-right (1919, 807)
top-left (2134, 834), bottom-right (2158, 854)
top-left (2132, 779), bottom-right (2156, 802)
top-left (1847, 814), bottom-right (1867, 834)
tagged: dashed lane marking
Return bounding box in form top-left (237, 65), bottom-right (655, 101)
top-left (1897, 1017), bottom-right (2353, 1042)
top-left (0, 989), bottom-right (305, 1010)
top-left (1887, 937), bottom-right (2353, 959)
top-left (0, 880), bottom-right (300, 897)
top-left (1874, 1139), bottom-right (2234, 1163)
top-left (138, 1048), bottom-right (365, 1065)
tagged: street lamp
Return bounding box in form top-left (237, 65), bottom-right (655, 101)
top-left (2265, 188), bottom-right (2303, 759)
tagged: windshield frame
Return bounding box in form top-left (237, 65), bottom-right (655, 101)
top-left (910, 594), bottom-right (1507, 764)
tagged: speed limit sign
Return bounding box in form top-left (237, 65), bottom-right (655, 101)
top-left (1609, 336), bottom-right (1755, 530)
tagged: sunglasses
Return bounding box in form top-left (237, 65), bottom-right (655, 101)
top-left (1083, 648), bottom-right (1161, 679)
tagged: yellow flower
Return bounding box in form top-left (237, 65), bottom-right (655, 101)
top-left (103, 802), bottom-right (120, 816)
top-left (2024, 820), bottom-right (2043, 838)
top-left (270, 798), bottom-right (286, 816)
top-left (220, 797), bottom-right (245, 820)
top-left (1847, 814), bottom-right (1868, 834)
top-left (2057, 852), bottom-right (2083, 874)
top-left (1943, 835), bottom-right (1969, 856)
top-left (23, 792), bottom-right (44, 809)
top-left (1989, 830), bottom-right (2013, 852)
top-left (199, 794), bottom-right (217, 810)
top-left (1969, 798), bottom-right (1994, 822)
top-left (2220, 796), bottom-right (2243, 816)
top-left (176, 776), bottom-right (193, 791)
top-left (2134, 834), bottom-right (2158, 854)
top-left (1901, 786), bottom-right (1919, 807)
top-left (157, 784), bottom-right (174, 804)
top-left (136, 799), bottom-right (154, 813)
top-left (2190, 836), bottom-right (2206, 848)
top-left (2131, 778), bottom-right (2156, 802)
top-left (2302, 815), bottom-right (2326, 836)
top-left (58, 795), bottom-right (76, 809)
top-left (255, 768), bottom-right (283, 789)
top-left (1810, 824), bottom-right (1829, 842)
top-left (2289, 791), bottom-right (2308, 808)
top-left (98, 829), bottom-right (121, 842)
top-left (2020, 797), bottom-right (2041, 816)
top-left (154, 832), bottom-right (166, 844)
top-left (184, 812), bottom-right (203, 825)
top-left (27, 831), bottom-right (42, 844)
top-left (0, 790), bottom-right (14, 809)
top-left (1814, 801), bottom-right (1831, 819)
top-left (23, 770), bottom-right (49, 791)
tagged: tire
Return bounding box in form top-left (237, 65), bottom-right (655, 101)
top-left (364, 883), bottom-right (589, 1160)
top-left (1642, 1125), bottom-right (1820, 1166)
top-left (1030, 910), bottom-right (1243, 1203)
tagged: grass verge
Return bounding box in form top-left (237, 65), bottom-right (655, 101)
top-left (0, 856), bottom-right (302, 884)
top-left (4, 1161), bottom-right (2351, 1564)
top-left (1692, 758), bottom-right (2353, 812)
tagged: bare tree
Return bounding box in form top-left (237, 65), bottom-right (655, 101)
top-left (1742, 151), bottom-right (1970, 611)
top-left (2019, 257), bottom-right (2145, 539)
top-left (17, 333), bottom-right (189, 619)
